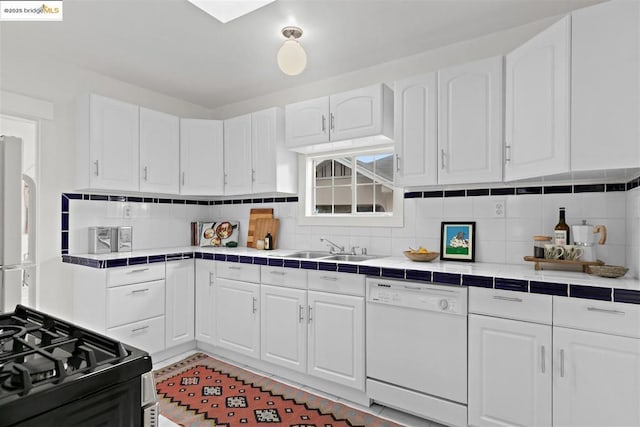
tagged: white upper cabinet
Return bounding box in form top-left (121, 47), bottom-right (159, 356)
top-left (394, 72), bottom-right (438, 187)
top-left (438, 56), bottom-right (503, 184)
top-left (285, 83), bottom-right (393, 152)
top-left (76, 94), bottom-right (140, 192)
top-left (139, 107), bottom-right (180, 194)
top-left (223, 113), bottom-right (253, 195)
top-left (180, 119), bottom-right (224, 195)
top-left (505, 16), bottom-right (571, 181)
top-left (571, 0), bottom-right (640, 172)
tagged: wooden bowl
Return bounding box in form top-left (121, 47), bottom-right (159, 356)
top-left (587, 265), bottom-right (629, 278)
top-left (403, 251), bottom-right (440, 262)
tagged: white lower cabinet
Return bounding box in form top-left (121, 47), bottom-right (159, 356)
top-left (165, 259), bottom-right (195, 348)
top-left (195, 259), bottom-right (216, 345)
top-left (215, 277), bottom-right (260, 358)
top-left (106, 316), bottom-right (166, 355)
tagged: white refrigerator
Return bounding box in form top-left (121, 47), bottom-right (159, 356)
top-left (0, 135), bottom-right (25, 313)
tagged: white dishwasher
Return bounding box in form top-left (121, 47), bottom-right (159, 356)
top-left (366, 277), bottom-right (468, 427)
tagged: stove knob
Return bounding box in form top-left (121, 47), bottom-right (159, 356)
top-left (439, 299), bottom-right (449, 310)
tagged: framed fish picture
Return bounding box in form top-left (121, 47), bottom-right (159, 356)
top-left (440, 222), bottom-right (476, 262)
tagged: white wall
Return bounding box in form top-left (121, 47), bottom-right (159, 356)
top-left (627, 187), bottom-right (640, 278)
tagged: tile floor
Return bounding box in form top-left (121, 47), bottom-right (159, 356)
top-left (153, 351), bottom-right (445, 427)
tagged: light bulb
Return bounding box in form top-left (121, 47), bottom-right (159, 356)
top-left (277, 38), bottom-right (307, 76)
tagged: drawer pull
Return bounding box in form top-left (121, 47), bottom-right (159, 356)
top-left (127, 268), bottom-right (150, 274)
top-left (299, 305), bottom-right (304, 323)
top-left (404, 285), bottom-right (421, 290)
top-left (131, 288), bottom-right (149, 294)
top-left (560, 349), bottom-right (565, 378)
top-left (132, 325), bottom-right (149, 333)
top-left (493, 295), bottom-right (523, 303)
top-left (209, 272), bottom-right (214, 286)
top-left (319, 276), bottom-right (338, 281)
top-left (252, 297), bottom-right (257, 313)
top-left (228, 266), bottom-right (242, 270)
top-left (541, 345), bottom-right (546, 374)
top-left (308, 305), bottom-right (313, 323)
top-left (270, 271), bottom-right (286, 276)
top-left (587, 307), bottom-right (625, 315)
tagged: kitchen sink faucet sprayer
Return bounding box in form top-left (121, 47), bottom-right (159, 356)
top-left (320, 237), bottom-right (345, 255)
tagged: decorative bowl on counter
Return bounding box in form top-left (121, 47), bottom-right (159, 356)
top-left (403, 250), bottom-right (440, 262)
top-left (587, 265), bottom-right (629, 278)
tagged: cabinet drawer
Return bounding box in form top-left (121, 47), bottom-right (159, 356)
top-left (216, 261), bottom-right (260, 283)
top-left (107, 263), bottom-right (165, 287)
top-left (107, 280), bottom-right (165, 328)
top-left (469, 287), bottom-right (552, 325)
top-left (106, 316), bottom-right (165, 354)
top-left (308, 270), bottom-right (365, 296)
top-left (554, 297), bottom-right (640, 338)
top-left (261, 266), bottom-right (307, 289)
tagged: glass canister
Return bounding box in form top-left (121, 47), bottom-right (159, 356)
top-left (533, 235), bottom-right (552, 258)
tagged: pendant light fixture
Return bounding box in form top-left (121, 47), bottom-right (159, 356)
top-left (277, 26), bottom-right (307, 76)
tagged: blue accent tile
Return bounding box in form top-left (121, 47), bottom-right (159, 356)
top-left (495, 278), bottom-right (528, 292)
top-left (143, 197), bottom-right (154, 203)
top-left (252, 198), bottom-right (263, 203)
top-left (240, 256), bottom-right (253, 264)
top-left (223, 200), bottom-right (232, 205)
top-left (194, 252), bottom-right (203, 259)
top-left (530, 281), bottom-right (568, 296)
top-left (359, 266), bottom-right (380, 276)
top-left (433, 272), bottom-right (461, 285)
top-left (226, 255), bottom-right (239, 263)
top-left (85, 259), bottom-right (102, 268)
top-left (83, 194), bottom-right (90, 200)
top-left (198, 200), bottom-right (210, 206)
top-left (263, 198), bottom-right (274, 203)
top-left (61, 194), bottom-right (69, 212)
top-left (253, 257), bottom-right (268, 265)
top-left (544, 185), bottom-right (572, 194)
top-left (606, 183), bottom-right (626, 192)
top-left (182, 252), bottom-right (194, 259)
top-left (128, 256), bottom-right (148, 265)
top-left (106, 258), bottom-right (128, 268)
top-left (172, 199), bottom-right (186, 204)
top-left (628, 177), bottom-right (639, 190)
top-left (185, 200), bottom-right (198, 205)
top-left (127, 196), bottom-right (143, 202)
top-left (467, 189), bottom-right (490, 197)
top-left (318, 262), bottom-right (337, 272)
top-left (570, 285), bottom-right (612, 301)
top-left (284, 259), bottom-right (300, 269)
top-left (214, 200), bottom-right (224, 205)
top-left (89, 194), bottom-right (108, 201)
top-left (444, 190), bottom-right (465, 197)
top-left (574, 184), bottom-right (605, 193)
top-left (337, 264), bottom-right (358, 274)
top-left (286, 197), bottom-right (299, 202)
top-left (516, 186), bottom-right (542, 195)
top-left (423, 191), bottom-right (443, 198)
top-left (232, 199), bottom-right (242, 204)
top-left (614, 289), bottom-right (640, 304)
top-left (382, 268), bottom-right (405, 279)
top-left (301, 261), bottom-right (318, 270)
top-left (61, 232), bottom-right (68, 251)
top-left (62, 255), bottom-right (72, 263)
top-left (490, 188), bottom-right (515, 196)
top-left (268, 258), bottom-right (284, 267)
top-left (159, 198), bottom-right (172, 204)
top-left (242, 199), bottom-right (253, 204)
top-left (404, 191), bottom-right (422, 199)
top-left (462, 275), bottom-right (493, 288)
top-left (275, 197), bottom-right (286, 202)
top-left (61, 249), bottom-right (69, 255)
top-left (109, 195), bottom-right (127, 202)
top-left (61, 213), bottom-right (69, 231)
top-left (214, 254), bottom-right (226, 261)
top-left (405, 269), bottom-right (432, 282)
top-left (149, 255), bottom-right (166, 263)
top-left (202, 253), bottom-right (215, 260)
top-left (166, 253), bottom-right (184, 261)
top-left (64, 192), bottom-right (82, 200)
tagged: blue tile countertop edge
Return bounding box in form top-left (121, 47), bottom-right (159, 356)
top-left (61, 247), bottom-right (640, 304)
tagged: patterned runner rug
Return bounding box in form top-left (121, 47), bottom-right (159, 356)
top-left (154, 353), bottom-right (402, 427)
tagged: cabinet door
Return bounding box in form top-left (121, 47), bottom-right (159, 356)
top-left (260, 285), bottom-right (307, 373)
top-left (180, 119), bottom-right (224, 195)
top-left (165, 259), bottom-right (195, 348)
top-left (505, 16), bottom-right (570, 181)
top-left (223, 114), bottom-right (252, 195)
top-left (139, 107), bottom-right (180, 194)
top-left (215, 278), bottom-right (260, 358)
top-left (195, 259), bottom-right (216, 345)
top-left (285, 96), bottom-right (329, 148)
top-left (571, 0), bottom-right (640, 171)
top-left (330, 84), bottom-right (382, 142)
top-left (89, 95), bottom-right (139, 191)
top-left (307, 291), bottom-right (364, 390)
top-left (554, 327), bottom-right (640, 427)
top-left (438, 56), bottom-right (503, 184)
top-left (394, 72), bottom-right (438, 187)
top-left (468, 314), bottom-right (552, 427)
top-left (251, 108), bottom-right (279, 194)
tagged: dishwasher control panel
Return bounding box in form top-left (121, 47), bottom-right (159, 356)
top-left (367, 278), bottom-right (467, 315)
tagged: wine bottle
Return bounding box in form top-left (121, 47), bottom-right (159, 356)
top-left (554, 207), bottom-right (570, 245)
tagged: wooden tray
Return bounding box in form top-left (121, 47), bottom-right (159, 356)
top-left (523, 256), bottom-right (604, 273)
top-left (254, 218), bottom-right (279, 250)
top-left (246, 208), bottom-right (273, 248)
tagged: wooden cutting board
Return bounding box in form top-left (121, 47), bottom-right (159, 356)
top-left (246, 208), bottom-right (274, 248)
top-left (254, 218), bottom-right (279, 250)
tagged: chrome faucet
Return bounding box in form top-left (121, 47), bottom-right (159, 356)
top-left (320, 237), bottom-right (345, 255)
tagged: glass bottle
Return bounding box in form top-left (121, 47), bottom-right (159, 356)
top-left (554, 207), bottom-right (570, 245)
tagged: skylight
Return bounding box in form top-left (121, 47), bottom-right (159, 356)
top-left (187, 0), bottom-right (276, 24)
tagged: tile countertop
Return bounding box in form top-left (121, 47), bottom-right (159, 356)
top-left (62, 245), bottom-right (640, 292)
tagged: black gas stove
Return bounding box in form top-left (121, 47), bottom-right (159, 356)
top-left (0, 305), bottom-right (157, 427)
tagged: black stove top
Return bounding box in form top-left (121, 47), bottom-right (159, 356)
top-left (0, 305), bottom-right (152, 426)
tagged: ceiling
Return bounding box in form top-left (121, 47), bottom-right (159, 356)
top-left (0, 0), bottom-right (601, 110)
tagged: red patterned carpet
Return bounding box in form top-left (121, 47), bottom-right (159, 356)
top-left (154, 353), bottom-right (402, 427)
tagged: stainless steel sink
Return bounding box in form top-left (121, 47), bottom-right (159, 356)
top-left (321, 254), bottom-right (379, 262)
top-left (285, 251), bottom-right (331, 259)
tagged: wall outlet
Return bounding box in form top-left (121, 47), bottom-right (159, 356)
top-left (123, 204), bottom-right (132, 218)
top-left (494, 200), bottom-right (505, 218)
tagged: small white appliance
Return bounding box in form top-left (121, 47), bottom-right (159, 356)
top-left (366, 278), bottom-right (468, 427)
top-left (572, 220), bottom-right (607, 262)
